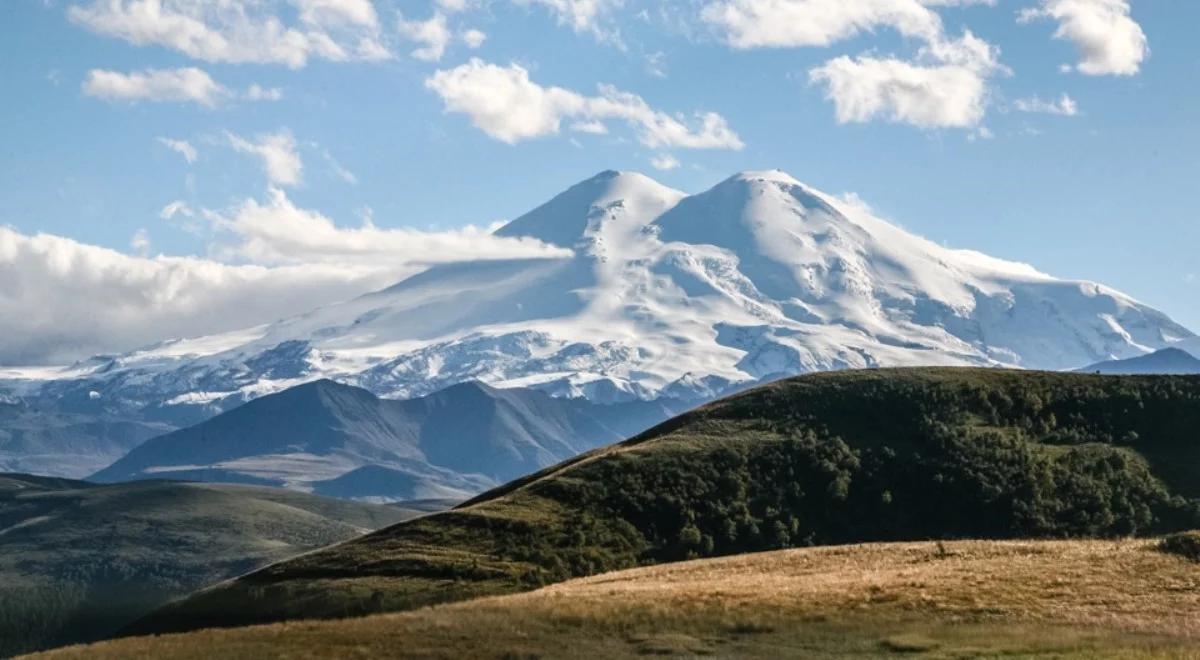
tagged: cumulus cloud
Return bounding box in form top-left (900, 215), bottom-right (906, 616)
top-left (228, 130), bottom-right (303, 187)
top-left (702, 0), bottom-right (1004, 130)
top-left (809, 32), bottom-right (1001, 129)
top-left (68, 0), bottom-right (389, 69)
top-left (425, 58), bottom-right (743, 149)
top-left (398, 12), bottom-right (452, 61)
top-left (83, 67), bottom-right (230, 106)
top-left (157, 137), bottom-right (198, 163)
top-left (0, 191), bottom-right (571, 364)
top-left (1018, 0), bottom-right (1147, 76)
top-left (1014, 93), bottom-right (1079, 116)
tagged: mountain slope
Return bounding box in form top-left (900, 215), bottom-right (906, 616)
top-left (91, 379), bottom-right (688, 499)
top-left (129, 368), bottom-right (1200, 634)
top-left (1079, 347), bottom-right (1200, 375)
top-left (4, 170), bottom-right (1192, 436)
top-left (0, 473), bottom-right (419, 657)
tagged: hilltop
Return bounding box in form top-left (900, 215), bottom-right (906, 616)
top-left (129, 368), bottom-right (1200, 634)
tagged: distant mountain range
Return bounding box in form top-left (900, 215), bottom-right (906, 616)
top-left (91, 379), bottom-right (687, 500)
top-left (1078, 347), bottom-right (1200, 375)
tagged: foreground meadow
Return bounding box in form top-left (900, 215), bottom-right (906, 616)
top-left (31, 537), bottom-right (1200, 659)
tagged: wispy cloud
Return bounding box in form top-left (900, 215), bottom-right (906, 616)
top-left (157, 137), bottom-right (198, 163)
top-left (227, 130), bottom-right (303, 187)
top-left (1014, 93), bottom-right (1079, 116)
top-left (68, 0), bottom-right (389, 68)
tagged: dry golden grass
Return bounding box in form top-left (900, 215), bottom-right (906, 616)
top-left (29, 538), bottom-right (1200, 659)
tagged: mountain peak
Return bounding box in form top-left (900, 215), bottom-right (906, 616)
top-left (494, 170), bottom-right (685, 247)
top-left (726, 169), bottom-right (805, 187)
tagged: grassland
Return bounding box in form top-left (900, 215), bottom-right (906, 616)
top-left (131, 368), bottom-right (1200, 635)
top-left (31, 537), bottom-right (1200, 658)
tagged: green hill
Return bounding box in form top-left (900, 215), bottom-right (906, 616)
top-left (0, 474), bottom-right (423, 657)
top-left (132, 368), bottom-right (1200, 635)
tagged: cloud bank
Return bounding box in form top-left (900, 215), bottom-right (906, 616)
top-left (0, 190), bottom-right (570, 365)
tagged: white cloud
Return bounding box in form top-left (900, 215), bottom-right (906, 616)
top-left (514, 0), bottom-right (625, 43)
top-left (293, 0), bottom-right (379, 29)
top-left (1018, 0), bottom-right (1147, 76)
top-left (704, 0), bottom-right (941, 48)
top-left (650, 154), bottom-right (680, 170)
top-left (0, 191), bottom-right (571, 364)
top-left (204, 187), bottom-right (571, 269)
top-left (68, 0), bottom-right (389, 69)
top-left (810, 55), bottom-right (987, 128)
top-left (425, 58), bottom-right (743, 149)
top-left (701, 0), bottom-right (1004, 130)
top-left (398, 12), bottom-right (452, 61)
top-left (1014, 93), bottom-right (1079, 116)
top-left (0, 226), bottom-right (378, 364)
top-left (244, 84), bottom-right (284, 101)
top-left (157, 137), bottom-right (198, 163)
top-left (130, 228), bottom-right (151, 256)
top-left (462, 28), bottom-right (487, 49)
top-left (809, 32), bottom-right (1001, 129)
top-left (160, 200), bottom-right (193, 220)
top-left (228, 130), bottom-right (303, 187)
top-left (702, 0), bottom-right (995, 49)
top-left (321, 150), bottom-right (358, 184)
top-left (83, 67), bottom-right (230, 106)
top-left (437, 0), bottom-right (472, 11)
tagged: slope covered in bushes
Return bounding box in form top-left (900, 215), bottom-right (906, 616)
top-left (134, 368), bottom-right (1200, 634)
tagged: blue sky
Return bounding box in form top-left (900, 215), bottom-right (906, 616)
top-left (0, 0), bottom-right (1197, 362)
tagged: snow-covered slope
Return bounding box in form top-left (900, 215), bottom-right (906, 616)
top-left (4, 170), bottom-right (1193, 421)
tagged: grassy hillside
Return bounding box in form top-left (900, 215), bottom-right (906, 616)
top-left (32, 537), bottom-right (1200, 658)
top-left (132, 368), bottom-right (1200, 634)
top-left (0, 474), bottom-right (423, 657)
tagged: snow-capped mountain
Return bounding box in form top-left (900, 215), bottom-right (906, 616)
top-left (4, 170), bottom-right (1193, 422)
